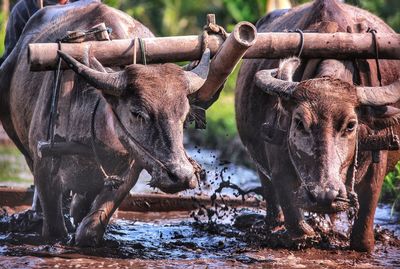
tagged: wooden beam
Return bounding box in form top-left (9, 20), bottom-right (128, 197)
top-left (0, 187), bottom-right (264, 212)
top-left (28, 32), bottom-right (400, 72)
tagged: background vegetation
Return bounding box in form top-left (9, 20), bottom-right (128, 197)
top-left (0, 0), bottom-right (399, 208)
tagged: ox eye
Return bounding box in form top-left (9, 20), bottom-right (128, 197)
top-left (295, 118), bottom-right (306, 132)
top-left (130, 108), bottom-right (148, 121)
top-left (345, 120), bottom-right (357, 133)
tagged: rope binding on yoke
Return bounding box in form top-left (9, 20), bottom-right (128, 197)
top-left (185, 14), bottom-right (228, 130)
top-left (132, 37), bottom-right (147, 65)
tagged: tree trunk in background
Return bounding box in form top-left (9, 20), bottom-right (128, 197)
top-left (267, 0), bottom-right (291, 14)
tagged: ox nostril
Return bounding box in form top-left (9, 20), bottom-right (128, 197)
top-left (167, 171), bottom-right (179, 182)
top-left (325, 189), bottom-right (339, 203)
top-left (305, 187), bottom-right (317, 203)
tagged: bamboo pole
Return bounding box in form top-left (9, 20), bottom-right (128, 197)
top-left (0, 187), bottom-right (264, 212)
top-left (196, 22), bottom-right (257, 102)
top-left (29, 32), bottom-right (400, 72)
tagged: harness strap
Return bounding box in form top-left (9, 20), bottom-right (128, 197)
top-left (138, 38), bottom-right (147, 65)
top-left (132, 37), bottom-right (147, 65)
top-left (47, 41), bottom-right (63, 146)
top-left (368, 29), bottom-right (382, 87)
top-left (294, 29), bottom-right (305, 58)
top-left (133, 37), bottom-right (138, 65)
top-left (367, 28), bottom-right (384, 163)
top-left (109, 106), bottom-right (171, 174)
top-left (90, 98), bottom-right (133, 190)
top-left (90, 97), bottom-right (178, 189)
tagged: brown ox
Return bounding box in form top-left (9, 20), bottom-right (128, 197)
top-left (0, 1), bottom-right (213, 246)
top-left (235, 0), bottom-right (400, 251)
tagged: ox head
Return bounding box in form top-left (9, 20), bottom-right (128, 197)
top-left (255, 58), bottom-right (400, 213)
top-left (58, 49), bottom-right (211, 194)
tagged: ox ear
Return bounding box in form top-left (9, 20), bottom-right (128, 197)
top-left (359, 105), bottom-right (400, 130)
top-left (58, 50), bottom-right (127, 96)
top-left (276, 57), bottom-right (300, 81)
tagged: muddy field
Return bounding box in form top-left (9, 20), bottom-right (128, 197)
top-left (0, 203), bottom-right (399, 268)
top-left (0, 138), bottom-right (399, 268)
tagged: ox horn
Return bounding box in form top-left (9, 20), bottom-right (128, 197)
top-left (356, 80), bottom-right (400, 106)
top-left (57, 50), bottom-right (127, 96)
top-left (184, 48), bottom-right (211, 94)
top-left (255, 69), bottom-right (299, 99)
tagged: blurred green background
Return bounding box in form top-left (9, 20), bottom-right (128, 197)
top-left (0, 0), bottom-right (399, 209)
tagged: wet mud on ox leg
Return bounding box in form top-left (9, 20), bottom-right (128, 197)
top-left (258, 171), bottom-right (284, 229)
top-left (351, 153), bottom-right (387, 252)
top-left (75, 163), bottom-right (141, 247)
top-left (70, 192), bottom-right (97, 226)
top-left (34, 158), bottom-right (68, 240)
top-left (272, 170), bottom-right (315, 238)
top-left (270, 155), bottom-right (315, 238)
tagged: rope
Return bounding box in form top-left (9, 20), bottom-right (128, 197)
top-left (47, 41), bottom-right (63, 146)
top-left (133, 37), bottom-right (137, 65)
top-left (368, 29), bottom-right (382, 86)
top-left (288, 29), bottom-right (305, 58)
top-left (90, 98), bottom-right (134, 190)
top-left (368, 28), bottom-right (383, 163)
top-left (348, 131), bottom-right (360, 220)
top-left (59, 27), bottom-right (112, 43)
top-left (201, 19), bottom-right (228, 55)
top-left (203, 21), bottom-right (228, 40)
top-left (132, 37), bottom-right (147, 65)
top-left (109, 106), bottom-right (172, 175)
top-left (138, 38), bottom-right (147, 65)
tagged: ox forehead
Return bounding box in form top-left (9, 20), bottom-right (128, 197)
top-left (124, 64), bottom-right (190, 114)
top-left (289, 78), bottom-right (360, 130)
top-left (293, 78), bottom-right (358, 105)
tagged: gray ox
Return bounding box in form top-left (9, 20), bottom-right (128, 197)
top-left (0, 0), bottom-right (211, 246)
top-left (236, 0), bottom-right (400, 251)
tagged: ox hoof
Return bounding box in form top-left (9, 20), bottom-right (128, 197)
top-left (288, 220), bottom-right (316, 239)
top-left (350, 233), bottom-right (375, 252)
top-left (265, 210), bottom-right (285, 231)
top-left (42, 226), bottom-right (68, 242)
top-left (75, 215), bottom-right (106, 247)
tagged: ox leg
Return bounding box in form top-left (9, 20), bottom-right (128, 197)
top-left (350, 157), bottom-right (387, 252)
top-left (75, 164), bottom-right (141, 246)
top-left (31, 186), bottom-right (42, 212)
top-left (258, 171), bottom-right (284, 229)
top-left (70, 192), bottom-right (97, 226)
top-left (34, 158), bottom-right (67, 239)
top-left (272, 169), bottom-right (315, 238)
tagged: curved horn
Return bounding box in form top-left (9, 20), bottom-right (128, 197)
top-left (356, 79), bottom-right (400, 106)
top-left (255, 69), bottom-right (299, 99)
top-left (58, 50), bottom-right (127, 96)
top-left (184, 48), bottom-right (211, 94)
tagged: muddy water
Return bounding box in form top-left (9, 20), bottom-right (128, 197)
top-left (0, 205), bottom-right (399, 268)
top-left (0, 146), bottom-right (400, 268)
